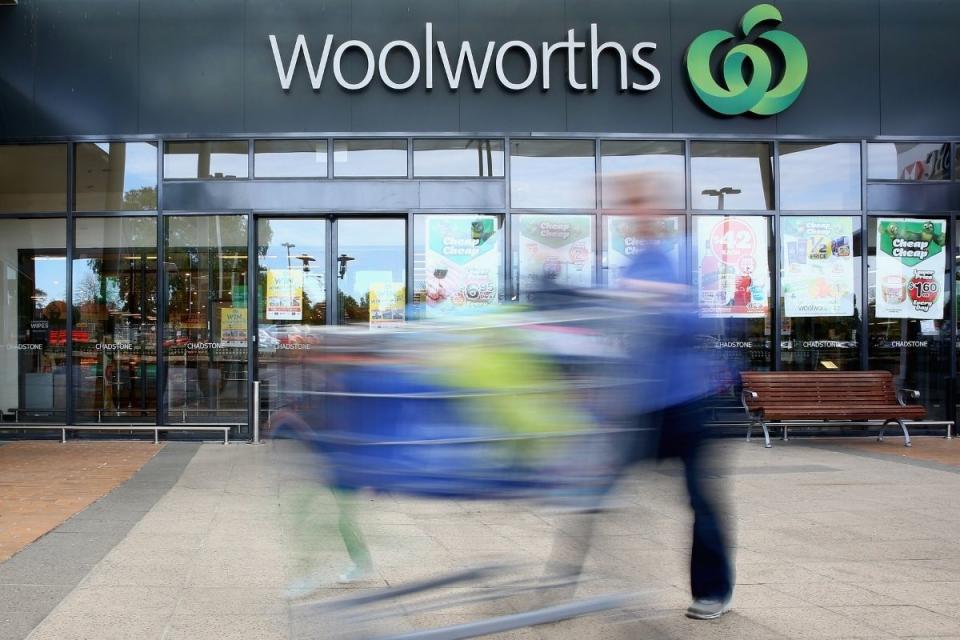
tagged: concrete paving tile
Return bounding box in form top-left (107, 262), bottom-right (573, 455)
top-left (82, 557), bottom-right (193, 587)
top-left (729, 584), bottom-right (812, 608)
top-left (0, 610), bottom-right (48, 640)
top-left (53, 585), bottom-right (180, 617)
top-left (0, 557), bottom-right (97, 586)
top-left (859, 581), bottom-right (960, 605)
top-left (770, 582), bottom-right (902, 607)
top-left (827, 605), bottom-right (960, 637)
top-left (27, 611), bottom-right (171, 640)
top-left (735, 561), bottom-right (836, 585)
top-left (739, 606), bottom-right (896, 638)
top-left (172, 586), bottom-right (288, 616)
top-left (163, 614), bottom-right (288, 640)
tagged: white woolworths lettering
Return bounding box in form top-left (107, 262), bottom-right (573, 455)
top-left (268, 23), bottom-right (660, 92)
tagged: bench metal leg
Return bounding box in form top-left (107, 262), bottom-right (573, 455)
top-left (61, 428), bottom-right (66, 444)
top-left (762, 422), bottom-right (772, 448)
top-left (880, 419), bottom-right (911, 447)
top-left (154, 429), bottom-right (159, 445)
top-left (947, 423), bottom-right (954, 439)
top-left (782, 424), bottom-right (789, 442)
top-left (224, 429), bottom-right (229, 445)
top-left (745, 421), bottom-right (754, 443)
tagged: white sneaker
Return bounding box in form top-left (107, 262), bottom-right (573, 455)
top-left (338, 564), bottom-right (375, 584)
top-left (685, 595), bottom-right (732, 620)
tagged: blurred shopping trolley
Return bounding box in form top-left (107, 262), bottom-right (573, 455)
top-left (282, 293), bottom-right (665, 639)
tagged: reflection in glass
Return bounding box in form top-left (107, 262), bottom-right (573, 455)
top-left (602, 214), bottom-right (683, 287)
top-left (336, 219), bottom-right (406, 325)
top-left (867, 142), bottom-right (952, 181)
top-left (779, 216), bottom-right (862, 370)
top-left (692, 215), bottom-right (773, 408)
top-left (75, 142), bottom-right (158, 211)
top-left (779, 143), bottom-right (861, 211)
top-left (163, 141), bottom-right (249, 180)
top-left (0, 219), bottom-right (67, 422)
top-left (413, 139), bottom-right (504, 177)
top-left (512, 214), bottom-right (595, 301)
top-left (412, 214), bottom-right (504, 319)
top-left (691, 142), bottom-right (773, 210)
top-left (600, 141), bottom-right (685, 209)
top-left (510, 140), bottom-right (596, 209)
top-left (333, 140), bottom-right (407, 177)
top-left (73, 217), bottom-right (157, 422)
top-left (254, 140), bottom-right (327, 178)
top-left (868, 217), bottom-right (949, 418)
top-left (164, 216), bottom-right (248, 424)
top-left (256, 218), bottom-right (328, 427)
top-left (0, 144), bottom-right (68, 213)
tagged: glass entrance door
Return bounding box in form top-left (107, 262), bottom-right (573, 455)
top-left (254, 216), bottom-right (406, 428)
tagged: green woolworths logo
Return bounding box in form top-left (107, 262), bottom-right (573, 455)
top-left (686, 4), bottom-right (808, 116)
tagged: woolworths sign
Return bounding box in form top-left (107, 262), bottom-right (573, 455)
top-left (269, 4), bottom-right (807, 115)
top-left (269, 23), bottom-right (661, 92)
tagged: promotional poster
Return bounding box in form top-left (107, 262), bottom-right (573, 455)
top-left (219, 307), bottom-right (247, 343)
top-left (695, 216), bottom-right (770, 318)
top-left (606, 216), bottom-right (682, 288)
top-left (517, 215), bottom-right (593, 301)
top-left (265, 269), bottom-right (304, 320)
top-left (369, 283), bottom-right (406, 328)
top-left (876, 218), bottom-right (946, 320)
top-left (424, 216), bottom-right (500, 317)
top-left (781, 217), bottom-right (855, 317)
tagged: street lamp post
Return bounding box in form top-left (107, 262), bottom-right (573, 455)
top-left (701, 187), bottom-right (742, 210)
top-left (281, 242), bottom-right (295, 269)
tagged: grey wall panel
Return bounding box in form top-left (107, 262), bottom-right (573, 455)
top-left (879, 0), bottom-right (960, 137)
top-left (0, 0), bottom-right (37, 139)
top-left (774, 0), bottom-right (880, 137)
top-left (457, 0), bottom-right (567, 133)
top-left (563, 0), bottom-right (673, 134)
top-left (139, 0), bottom-right (245, 134)
top-left (418, 180), bottom-right (506, 209)
top-left (866, 183), bottom-right (960, 212)
top-left (33, 0), bottom-right (140, 136)
top-left (244, 0), bottom-right (352, 133)
top-left (669, 0), bottom-right (777, 136)
top-left (163, 180), bottom-right (421, 211)
top-left (347, 0), bottom-right (460, 132)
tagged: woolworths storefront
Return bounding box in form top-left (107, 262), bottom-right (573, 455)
top-left (0, 0), bottom-right (959, 439)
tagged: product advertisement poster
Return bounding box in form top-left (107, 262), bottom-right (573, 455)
top-left (425, 216), bottom-right (500, 317)
top-left (266, 269), bottom-right (304, 320)
top-left (369, 283), bottom-right (406, 328)
top-left (220, 307), bottom-right (247, 343)
top-left (876, 218), bottom-right (946, 319)
top-left (606, 216), bottom-right (682, 288)
top-left (695, 216), bottom-right (770, 318)
top-left (781, 217), bottom-right (855, 317)
top-left (517, 215), bottom-right (593, 301)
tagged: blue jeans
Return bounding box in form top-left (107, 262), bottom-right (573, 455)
top-left (653, 399), bottom-right (733, 601)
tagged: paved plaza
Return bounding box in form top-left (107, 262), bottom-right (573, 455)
top-left (1, 437), bottom-right (959, 639)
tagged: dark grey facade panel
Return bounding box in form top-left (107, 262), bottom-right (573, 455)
top-left (0, 0), bottom-right (37, 138)
top-left (139, 0), bottom-right (245, 134)
top-left (866, 183), bottom-right (960, 212)
top-left (33, 0), bottom-right (140, 136)
top-left (162, 178), bottom-right (503, 211)
top-left (1, 0), bottom-right (959, 138)
top-left (879, 0), bottom-right (960, 137)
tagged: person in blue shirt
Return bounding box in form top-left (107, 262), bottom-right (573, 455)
top-left (611, 172), bottom-right (734, 620)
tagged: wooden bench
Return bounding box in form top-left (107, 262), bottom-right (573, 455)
top-left (740, 371), bottom-right (954, 448)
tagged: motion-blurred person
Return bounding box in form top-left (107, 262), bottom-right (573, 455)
top-left (611, 172), bottom-right (734, 620)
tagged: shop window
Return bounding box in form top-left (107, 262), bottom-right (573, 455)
top-left (0, 218), bottom-right (68, 422)
top-left (868, 216), bottom-right (950, 419)
top-left (601, 214), bottom-right (684, 287)
top-left (867, 142), bottom-right (951, 182)
top-left (75, 142), bottom-right (158, 211)
top-left (600, 141), bottom-right (685, 210)
top-left (0, 144), bottom-right (67, 213)
top-left (413, 139), bottom-right (504, 178)
top-left (779, 216), bottom-right (862, 370)
top-left (163, 141), bottom-right (249, 180)
top-left (164, 215), bottom-right (248, 424)
top-left (510, 140), bottom-right (596, 209)
top-left (254, 140), bottom-right (327, 179)
top-left (412, 214), bottom-right (504, 318)
top-left (72, 217), bottom-right (158, 423)
top-left (690, 142), bottom-right (773, 211)
top-left (511, 214), bottom-right (595, 301)
top-left (779, 143), bottom-right (861, 211)
top-left (692, 215), bottom-right (773, 396)
top-left (333, 139), bottom-right (407, 178)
